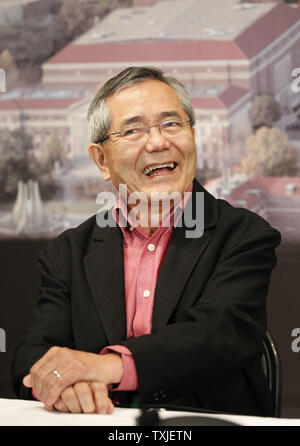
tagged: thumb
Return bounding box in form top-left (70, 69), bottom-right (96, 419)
top-left (23, 374), bottom-right (32, 388)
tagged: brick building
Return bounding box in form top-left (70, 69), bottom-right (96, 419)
top-left (205, 175), bottom-right (300, 242)
top-left (0, 87), bottom-right (92, 155)
top-left (43, 0), bottom-right (300, 109)
top-left (0, 0), bottom-right (299, 169)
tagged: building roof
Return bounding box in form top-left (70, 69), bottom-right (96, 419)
top-left (223, 177), bottom-right (300, 208)
top-left (249, 176), bottom-right (300, 196)
top-left (235, 3), bottom-right (300, 59)
top-left (76, 0), bottom-right (275, 43)
top-left (45, 0), bottom-right (299, 65)
top-left (46, 40), bottom-right (247, 64)
top-left (205, 176), bottom-right (300, 205)
top-left (192, 86), bottom-right (250, 110)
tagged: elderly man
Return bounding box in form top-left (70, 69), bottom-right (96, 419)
top-left (12, 66), bottom-right (280, 416)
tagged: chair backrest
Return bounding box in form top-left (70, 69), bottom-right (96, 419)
top-left (261, 330), bottom-right (281, 417)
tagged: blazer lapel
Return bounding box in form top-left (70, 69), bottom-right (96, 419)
top-left (83, 180), bottom-right (218, 339)
top-left (152, 180), bottom-right (218, 330)
top-left (83, 223), bottom-right (127, 345)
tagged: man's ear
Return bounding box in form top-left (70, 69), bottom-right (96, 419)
top-left (88, 143), bottom-right (111, 181)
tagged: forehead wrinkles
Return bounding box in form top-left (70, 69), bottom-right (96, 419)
top-left (106, 81), bottom-right (183, 128)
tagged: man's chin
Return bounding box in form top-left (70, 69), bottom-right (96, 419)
top-left (118, 180), bottom-right (186, 202)
top-left (142, 185), bottom-right (184, 200)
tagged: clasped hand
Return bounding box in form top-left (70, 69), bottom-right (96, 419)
top-left (23, 346), bottom-right (123, 414)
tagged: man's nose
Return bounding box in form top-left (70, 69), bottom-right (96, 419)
top-left (144, 126), bottom-right (170, 152)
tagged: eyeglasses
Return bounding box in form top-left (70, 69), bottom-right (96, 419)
top-left (100, 118), bottom-right (191, 144)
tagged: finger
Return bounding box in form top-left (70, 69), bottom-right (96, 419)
top-left (44, 405), bottom-right (54, 412)
top-left (39, 351), bottom-right (89, 406)
top-left (44, 363), bottom-right (83, 406)
top-left (23, 374), bottom-right (32, 388)
top-left (35, 362), bottom-right (75, 405)
top-left (107, 400), bottom-right (115, 415)
top-left (34, 369), bottom-right (58, 404)
top-left (53, 398), bottom-right (69, 413)
top-left (30, 347), bottom-right (70, 401)
top-left (73, 382), bottom-right (96, 414)
top-left (61, 386), bottom-right (81, 414)
top-left (90, 382), bottom-right (114, 415)
top-left (31, 359), bottom-right (62, 400)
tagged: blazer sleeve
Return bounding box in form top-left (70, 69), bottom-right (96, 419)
top-left (119, 227), bottom-right (281, 403)
top-left (11, 242), bottom-right (74, 399)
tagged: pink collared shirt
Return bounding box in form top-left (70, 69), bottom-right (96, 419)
top-left (100, 183), bottom-right (193, 391)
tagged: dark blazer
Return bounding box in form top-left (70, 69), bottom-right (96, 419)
top-left (11, 179), bottom-right (281, 416)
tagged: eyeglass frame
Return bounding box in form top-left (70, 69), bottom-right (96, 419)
top-left (98, 118), bottom-right (192, 144)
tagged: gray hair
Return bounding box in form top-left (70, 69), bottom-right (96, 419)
top-left (87, 66), bottom-right (195, 144)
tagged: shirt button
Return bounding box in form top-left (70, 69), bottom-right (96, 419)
top-left (148, 243), bottom-right (155, 251)
top-left (143, 290), bottom-right (150, 298)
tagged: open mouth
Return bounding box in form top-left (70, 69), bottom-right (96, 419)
top-left (142, 162), bottom-right (178, 177)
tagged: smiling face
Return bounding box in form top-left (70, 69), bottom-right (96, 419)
top-left (89, 79), bottom-right (197, 204)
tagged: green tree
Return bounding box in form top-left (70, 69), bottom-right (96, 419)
top-left (0, 49), bottom-right (18, 87)
top-left (58, 0), bottom-right (90, 40)
top-left (47, 131), bottom-right (67, 166)
top-left (0, 1), bottom-right (133, 84)
top-left (249, 94), bottom-right (281, 131)
top-left (0, 49), bottom-right (17, 72)
top-left (0, 128), bottom-right (62, 200)
top-left (239, 126), bottom-right (297, 178)
top-left (31, 131), bottom-right (66, 177)
top-left (0, 15), bottom-right (68, 83)
top-left (0, 128), bottom-right (34, 198)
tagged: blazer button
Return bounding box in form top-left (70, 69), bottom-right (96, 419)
top-left (159, 390), bottom-right (167, 399)
top-left (153, 392), bottom-right (159, 401)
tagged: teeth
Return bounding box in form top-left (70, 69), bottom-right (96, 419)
top-left (142, 162), bottom-right (176, 176)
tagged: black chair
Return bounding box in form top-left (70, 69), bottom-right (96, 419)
top-left (137, 330), bottom-right (281, 424)
top-left (261, 330), bottom-right (281, 417)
